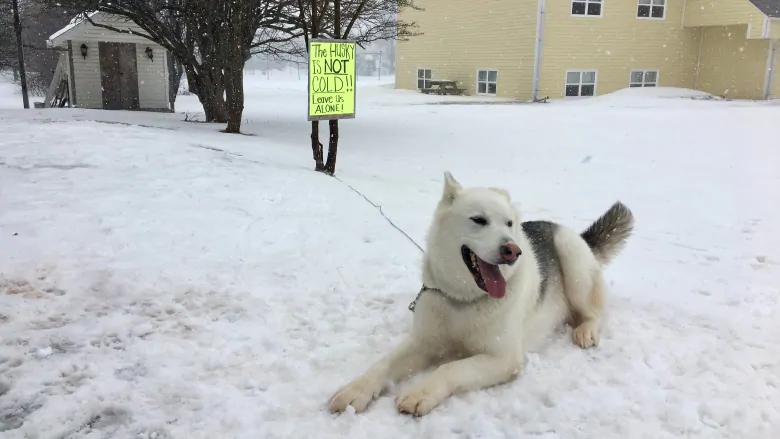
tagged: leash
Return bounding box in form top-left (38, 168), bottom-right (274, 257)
top-left (330, 175), bottom-right (428, 312)
top-left (408, 286), bottom-right (426, 312)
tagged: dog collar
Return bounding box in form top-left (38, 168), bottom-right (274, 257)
top-left (408, 285), bottom-right (490, 312)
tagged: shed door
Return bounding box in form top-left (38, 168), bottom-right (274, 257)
top-left (99, 42), bottom-right (140, 110)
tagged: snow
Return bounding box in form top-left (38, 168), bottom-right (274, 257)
top-left (602, 86), bottom-right (718, 99)
top-left (0, 74), bottom-right (43, 110)
top-left (1, 75), bottom-right (779, 439)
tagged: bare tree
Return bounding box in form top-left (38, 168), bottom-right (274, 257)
top-left (1, 2), bottom-right (75, 98)
top-left (22, 3), bottom-right (73, 96)
top-left (0, 2), bottom-right (17, 75)
top-left (12, 0), bottom-right (30, 108)
top-left (292, 0), bottom-right (421, 174)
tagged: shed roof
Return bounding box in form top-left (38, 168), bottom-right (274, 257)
top-left (46, 11), bottom-right (151, 48)
top-left (749, 0), bottom-right (780, 17)
top-left (47, 11), bottom-right (100, 46)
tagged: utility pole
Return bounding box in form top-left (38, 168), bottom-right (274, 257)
top-left (378, 51), bottom-right (382, 80)
top-left (12, 0), bottom-right (29, 109)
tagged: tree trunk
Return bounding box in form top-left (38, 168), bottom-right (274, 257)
top-left (311, 121), bottom-right (325, 171)
top-left (167, 51), bottom-right (183, 112)
top-left (308, 1), bottom-right (327, 172)
top-left (324, 120), bottom-right (339, 175)
top-left (191, 64), bottom-right (227, 123)
top-left (223, 62), bottom-right (244, 133)
top-left (207, 67), bottom-right (227, 123)
top-left (12, 0), bottom-right (29, 109)
top-left (323, 0), bottom-right (343, 175)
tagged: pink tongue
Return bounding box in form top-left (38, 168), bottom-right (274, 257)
top-left (476, 259), bottom-right (506, 298)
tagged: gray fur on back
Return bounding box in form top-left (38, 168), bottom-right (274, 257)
top-left (521, 221), bottom-right (561, 301)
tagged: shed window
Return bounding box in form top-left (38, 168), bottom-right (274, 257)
top-left (637, 0), bottom-right (665, 19)
top-left (417, 69), bottom-right (432, 89)
top-left (629, 70), bottom-right (658, 87)
top-left (565, 70), bottom-right (597, 97)
top-left (477, 69), bottom-right (498, 95)
top-left (572, 0), bottom-right (602, 16)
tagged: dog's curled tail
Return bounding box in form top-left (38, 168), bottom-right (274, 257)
top-left (580, 201), bottom-right (635, 265)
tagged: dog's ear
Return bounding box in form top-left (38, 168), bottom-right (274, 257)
top-left (489, 187), bottom-right (510, 201)
top-left (442, 171), bottom-right (462, 204)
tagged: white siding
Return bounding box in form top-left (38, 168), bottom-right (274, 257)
top-left (70, 41), bottom-right (101, 108)
top-left (134, 43), bottom-right (169, 109)
top-left (56, 14), bottom-right (169, 110)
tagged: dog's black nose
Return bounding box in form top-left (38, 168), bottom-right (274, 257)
top-left (500, 242), bottom-right (521, 263)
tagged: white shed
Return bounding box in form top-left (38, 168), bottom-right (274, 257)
top-left (44, 12), bottom-right (171, 111)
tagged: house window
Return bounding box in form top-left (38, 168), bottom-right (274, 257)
top-left (637, 0), bottom-right (665, 19)
top-left (417, 68), bottom-right (432, 89)
top-left (629, 70), bottom-right (658, 87)
top-left (565, 71), bottom-right (597, 97)
top-left (477, 69), bottom-right (498, 95)
top-left (572, 0), bottom-right (602, 16)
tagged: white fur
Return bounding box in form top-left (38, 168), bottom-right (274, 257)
top-left (328, 172), bottom-right (610, 417)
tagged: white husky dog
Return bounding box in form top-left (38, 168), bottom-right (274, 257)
top-left (329, 172), bottom-right (635, 417)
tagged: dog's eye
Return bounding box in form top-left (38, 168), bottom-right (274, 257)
top-left (507, 220), bottom-right (514, 227)
top-left (470, 216), bottom-right (488, 226)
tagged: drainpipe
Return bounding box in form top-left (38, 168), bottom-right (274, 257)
top-left (531, 0), bottom-right (546, 101)
top-left (763, 39), bottom-right (777, 100)
top-left (694, 27), bottom-right (704, 90)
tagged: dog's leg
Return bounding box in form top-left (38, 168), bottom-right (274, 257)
top-left (554, 227), bottom-right (606, 349)
top-left (328, 337), bottom-right (432, 414)
top-left (568, 270), bottom-right (605, 349)
top-left (396, 354), bottom-right (521, 417)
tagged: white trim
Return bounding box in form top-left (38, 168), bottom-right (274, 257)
top-left (762, 16), bottom-right (770, 38)
top-left (163, 50), bottom-right (171, 110)
top-left (66, 47), bottom-right (75, 108)
top-left (636, 0), bottom-right (666, 20)
top-left (694, 27), bottom-right (704, 89)
top-left (476, 68), bottom-right (498, 96)
top-left (416, 67), bottom-right (432, 89)
top-left (532, 0), bottom-right (546, 101)
top-left (628, 69), bottom-right (659, 87)
top-left (681, 0), bottom-right (687, 26)
top-left (747, 23), bottom-right (752, 39)
top-left (763, 39), bottom-right (777, 99)
top-left (564, 69), bottom-right (598, 97)
top-left (570, 0), bottom-right (603, 18)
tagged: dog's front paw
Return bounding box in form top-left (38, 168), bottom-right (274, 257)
top-left (396, 382), bottom-right (447, 417)
top-left (328, 377), bottom-right (382, 414)
top-left (572, 319), bottom-right (600, 348)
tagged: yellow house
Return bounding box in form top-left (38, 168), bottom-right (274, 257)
top-left (396, 0), bottom-right (780, 100)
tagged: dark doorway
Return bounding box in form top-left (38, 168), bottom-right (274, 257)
top-left (98, 42), bottom-right (140, 110)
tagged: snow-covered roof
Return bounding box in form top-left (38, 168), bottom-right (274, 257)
top-left (47, 11), bottom-right (100, 47)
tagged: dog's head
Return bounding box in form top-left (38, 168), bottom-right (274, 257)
top-left (424, 171), bottom-right (523, 301)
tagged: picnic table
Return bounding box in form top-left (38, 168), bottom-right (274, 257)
top-left (420, 80), bottom-right (466, 96)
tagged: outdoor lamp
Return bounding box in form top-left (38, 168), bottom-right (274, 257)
top-left (145, 46), bottom-right (154, 62)
top-left (80, 43), bottom-right (87, 59)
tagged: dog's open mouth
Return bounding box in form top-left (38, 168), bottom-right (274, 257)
top-left (461, 246), bottom-right (507, 299)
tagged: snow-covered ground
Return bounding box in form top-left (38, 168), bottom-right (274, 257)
top-left (1, 75), bottom-right (779, 439)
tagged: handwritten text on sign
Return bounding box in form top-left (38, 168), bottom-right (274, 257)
top-left (308, 40), bottom-right (356, 120)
